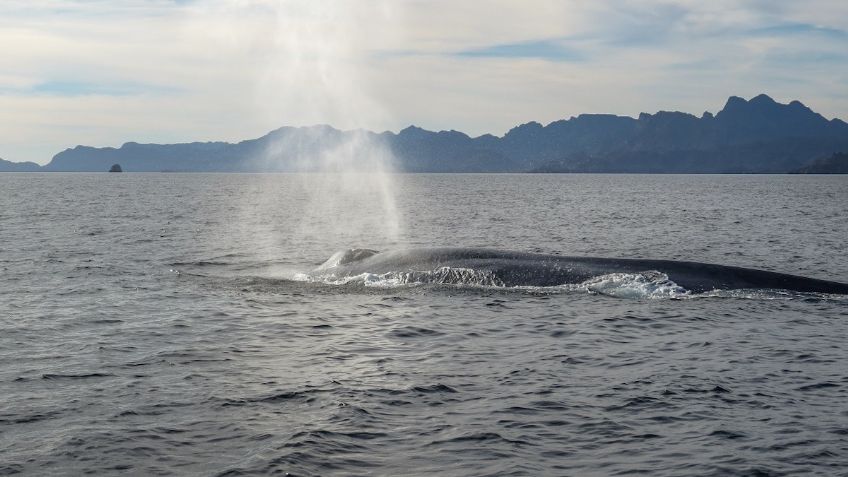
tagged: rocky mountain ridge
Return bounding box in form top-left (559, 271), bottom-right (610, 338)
top-left (3, 94), bottom-right (846, 173)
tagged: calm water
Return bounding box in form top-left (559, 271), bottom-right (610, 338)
top-left (1, 173), bottom-right (847, 476)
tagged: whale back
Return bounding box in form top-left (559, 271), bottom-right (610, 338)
top-left (313, 247), bottom-right (848, 294)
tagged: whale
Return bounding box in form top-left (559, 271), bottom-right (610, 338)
top-left (314, 248), bottom-right (848, 294)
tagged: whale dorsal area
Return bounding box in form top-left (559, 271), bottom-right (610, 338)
top-left (313, 247), bottom-right (848, 294)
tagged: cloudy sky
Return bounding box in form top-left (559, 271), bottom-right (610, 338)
top-left (2, 0), bottom-right (847, 164)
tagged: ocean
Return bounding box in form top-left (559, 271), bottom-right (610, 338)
top-left (1, 173), bottom-right (847, 476)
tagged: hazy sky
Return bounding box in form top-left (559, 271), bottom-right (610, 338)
top-left (2, 0), bottom-right (848, 164)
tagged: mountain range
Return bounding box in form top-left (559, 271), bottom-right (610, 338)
top-left (2, 94), bottom-right (847, 173)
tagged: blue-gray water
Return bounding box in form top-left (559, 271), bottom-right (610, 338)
top-left (1, 173), bottom-right (847, 476)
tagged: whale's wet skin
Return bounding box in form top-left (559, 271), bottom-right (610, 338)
top-left (308, 247), bottom-right (848, 296)
top-left (2, 174), bottom-right (848, 476)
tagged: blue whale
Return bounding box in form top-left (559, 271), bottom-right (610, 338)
top-left (315, 248), bottom-right (848, 294)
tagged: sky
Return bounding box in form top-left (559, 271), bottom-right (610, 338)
top-left (1, 0), bottom-right (848, 164)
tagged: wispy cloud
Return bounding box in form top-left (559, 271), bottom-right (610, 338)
top-left (1, 80), bottom-right (179, 97)
top-left (456, 40), bottom-right (584, 62)
top-left (749, 22), bottom-right (848, 38)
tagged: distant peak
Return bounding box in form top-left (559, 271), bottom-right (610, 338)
top-left (637, 110), bottom-right (697, 122)
top-left (788, 99), bottom-right (812, 112)
top-left (437, 129), bottom-right (470, 138)
top-left (504, 121), bottom-right (543, 137)
top-left (718, 94), bottom-right (778, 117)
top-left (723, 95), bottom-right (747, 108)
top-left (749, 93), bottom-right (776, 104)
top-left (398, 125), bottom-right (432, 138)
top-left (400, 125), bottom-right (425, 133)
top-left (303, 124), bottom-right (337, 132)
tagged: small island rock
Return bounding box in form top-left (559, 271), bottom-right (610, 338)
top-left (109, 164), bottom-right (123, 173)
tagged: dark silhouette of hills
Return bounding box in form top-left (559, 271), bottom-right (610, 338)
top-left (2, 94), bottom-right (847, 173)
top-left (529, 95), bottom-right (848, 173)
top-left (0, 158), bottom-right (41, 172)
top-left (791, 152), bottom-right (848, 174)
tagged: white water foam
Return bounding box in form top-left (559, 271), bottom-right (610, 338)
top-left (294, 266), bottom-right (505, 288)
top-left (580, 271), bottom-right (690, 299)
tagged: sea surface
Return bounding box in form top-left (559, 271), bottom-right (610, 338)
top-left (1, 173), bottom-right (847, 476)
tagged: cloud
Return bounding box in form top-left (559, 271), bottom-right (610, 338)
top-left (456, 40), bottom-right (584, 62)
top-left (1, 0), bottom-right (847, 164)
top-left (3, 80), bottom-right (179, 97)
top-left (749, 22), bottom-right (848, 39)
